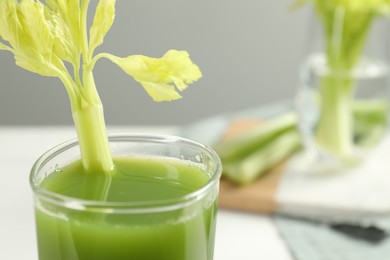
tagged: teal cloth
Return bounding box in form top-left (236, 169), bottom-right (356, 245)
top-left (274, 216), bottom-right (390, 260)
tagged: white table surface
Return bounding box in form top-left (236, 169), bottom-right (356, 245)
top-left (0, 126), bottom-right (293, 260)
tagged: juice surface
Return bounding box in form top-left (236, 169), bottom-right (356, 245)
top-left (35, 157), bottom-right (217, 260)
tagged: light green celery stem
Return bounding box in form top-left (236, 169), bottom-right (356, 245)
top-left (314, 6), bottom-right (374, 157)
top-left (316, 75), bottom-right (353, 156)
top-left (214, 113), bottom-right (297, 162)
top-left (55, 65), bottom-right (113, 177)
top-left (223, 129), bottom-right (301, 185)
top-left (71, 81), bottom-right (113, 201)
top-left (72, 70), bottom-right (114, 174)
top-left (72, 103), bottom-right (113, 172)
top-left (353, 100), bottom-right (388, 127)
top-left (68, 0), bottom-right (113, 176)
top-left (353, 100), bottom-right (388, 146)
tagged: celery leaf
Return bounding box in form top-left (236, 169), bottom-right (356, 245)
top-left (108, 50), bottom-right (202, 101)
top-left (89, 0), bottom-right (116, 55)
top-left (0, 0), bottom-right (65, 77)
top-left (46, 0), bottom-right (82, 63)
top-left (0, 40), bottom-right (12, 52)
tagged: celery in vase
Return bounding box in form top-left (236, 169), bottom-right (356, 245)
top-left (296, 2), bottom-right (390, 167)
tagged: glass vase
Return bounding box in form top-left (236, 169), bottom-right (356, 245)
top-left (296, 7), bottom-right (390, 168)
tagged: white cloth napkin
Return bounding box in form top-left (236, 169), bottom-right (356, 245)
top-left (277, 134), bottom-right (390, 223)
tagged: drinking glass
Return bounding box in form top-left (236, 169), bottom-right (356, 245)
top-left (30, 134), bottom-right (222, 260)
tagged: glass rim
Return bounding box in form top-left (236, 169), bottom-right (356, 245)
top-left (30, 133), bottom-right (222, 214)
top-left (302, 52), bottom-right (390, 79)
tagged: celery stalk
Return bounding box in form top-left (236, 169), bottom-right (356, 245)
top-left (316, 75), bottom-right (354, 157)
top-left (71, 0), bottom-right (113, 173)
top-left (223, 129), bottom-right (301, 185)
top-left (353, 100), bottom-right (388, 146)
top-left (214, 113), bottom-right (297, 162)
top-left (72, 102), bottom-right (113, 173)
top-left (0, 0), bottom-right (201, 176)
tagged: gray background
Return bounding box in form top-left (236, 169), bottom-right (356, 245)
top-left (0, 0), bottom-right (310, 126)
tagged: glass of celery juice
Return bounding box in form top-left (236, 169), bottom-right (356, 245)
top-left (30, 134), bottom-right (222, 260)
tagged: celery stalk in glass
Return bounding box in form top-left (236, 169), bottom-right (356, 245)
top-left (0, 0), bottom-right (201, 174)
top-left (297, 0), bottom-right (390, 159)
top-left (315, 5), bottom-right (373, 157)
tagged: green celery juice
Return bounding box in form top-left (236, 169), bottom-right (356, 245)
top-left (35, 157), bottom-right (218, 260)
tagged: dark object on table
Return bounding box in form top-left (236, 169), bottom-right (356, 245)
top-left (330, 223), bottom-right (388, 244)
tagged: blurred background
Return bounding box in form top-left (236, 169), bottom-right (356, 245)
top-left (0, 0), bottom-right (310, 126)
